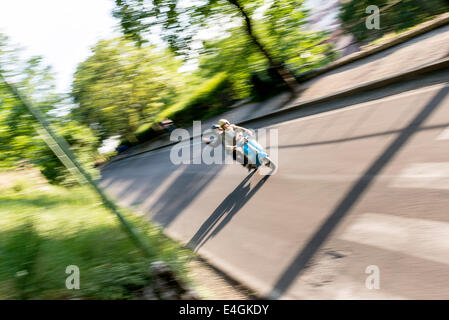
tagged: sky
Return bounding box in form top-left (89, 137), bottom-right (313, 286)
top-left (304, 0), bottom-right (340, 32)
top-left (0, 0), bottom-right (231, 92)
top-left (0, 0), bottom-right (119, 93)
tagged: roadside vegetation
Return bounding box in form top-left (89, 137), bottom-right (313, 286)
top-left (0, 170), bottom-right (193, 299)
top-left (119, 72), bottom-right (234, 149)
top-left (1, 0), bottom-right (448, 300)
top-left (75, 1), bottom-right (336, 150)
top-left (340, 0), bottom-right (449, 45)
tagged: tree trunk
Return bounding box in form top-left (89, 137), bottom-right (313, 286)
top-left (227, 0), bottom-right (298, 92)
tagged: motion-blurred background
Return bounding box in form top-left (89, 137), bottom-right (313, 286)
top-left (1, 0), bottom-right (449, 299)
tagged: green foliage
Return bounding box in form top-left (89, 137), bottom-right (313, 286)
top-left (1, 218), bottom-right (42, 299)
top-left (0, 182), bottom-right (192, 299)
top-left (120, 72), bottom-right (233, 147)
top-left (340, 0), bottom-right (449, 44)
top-left (0, 33), bottom-right (100, 186)
top-left (32, 121), bottom-right (101, 186)
top-left (113, 0), bottom-right (243, 55)
top-left (197, 2), bottom-right (335, 100)
top-left (112, 1), bottom-right (336, 148)
top-left (71, 37), bottom-right (184, 142)
top-left (260, 0), bottom-right (336, 74)
top-left (113, 0), bottom-right (336, 81)
top-left (198, 28), bottom-right (266, 99)
top-left (157, 72), bottom-right (233, 124)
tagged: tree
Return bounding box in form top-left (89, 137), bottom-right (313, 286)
top-left (198, 27), bottom-right (264, 99)
top-left (261, 0), bottom-right (335, 72)
top-left (197, 2), bottom-right (334, 99)
top-left (112, 0), bottom-right (303, 91)
top-left (0, 33), bottom-right (100, 185)
top-left (71, 37), bottom-right (183, 143)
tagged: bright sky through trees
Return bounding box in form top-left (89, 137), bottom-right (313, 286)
top-left (0, 0), bottom-right (279, 91)
top-left (0, 0), bottom-right (118, 93)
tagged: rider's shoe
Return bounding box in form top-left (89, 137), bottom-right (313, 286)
top-left (247, 164), bottom-right (257, 171)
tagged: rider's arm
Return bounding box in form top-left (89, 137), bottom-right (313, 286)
top-left (231, 125), bottom-right (253, 136)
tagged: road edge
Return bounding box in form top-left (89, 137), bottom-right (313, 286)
top-left (299, 12), bottom-right (449, 82)
top-left (104, 57), bottom-right (449, 166)
top-left (238, 57), bottom-right (449, 126)
top-left (104, 13), bottom-right (449, 167)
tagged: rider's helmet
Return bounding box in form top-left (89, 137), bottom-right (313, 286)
top-left (218, 119), bottom-right (230, 128)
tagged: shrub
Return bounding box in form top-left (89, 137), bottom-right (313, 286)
top-left (117, 72), bottom-right (235, 148)
top-left (32, 121), bottom-right (100, 186)
top-left (340, 0), bottom-right (449, 44)
top-left (157, 72), bottom-right (234, 125)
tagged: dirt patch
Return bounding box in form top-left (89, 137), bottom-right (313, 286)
top-left (0, 168), bottom-right (49, 192)
top-left (187, 258), bottom-right (256, 300)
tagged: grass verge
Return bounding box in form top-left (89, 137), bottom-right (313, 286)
top-left (0, 177), bottom-right (193, 299)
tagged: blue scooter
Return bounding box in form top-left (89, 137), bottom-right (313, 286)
top-left (236, 133), bottom-right (276, 171)
top-left (203, 126), bottom-right (276, 171)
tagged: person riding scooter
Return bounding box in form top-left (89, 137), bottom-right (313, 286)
top-left (218, 119), bottom-right (256, 170)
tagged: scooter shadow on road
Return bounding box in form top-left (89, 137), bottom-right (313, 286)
top-left (187, 170), bottom-right (270, 252)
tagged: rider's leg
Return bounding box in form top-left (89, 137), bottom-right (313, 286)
top-left (233, 147), bottom-right (250, 168)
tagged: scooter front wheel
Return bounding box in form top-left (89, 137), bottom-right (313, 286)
top-left (265, 157), bottom-right (276, 171)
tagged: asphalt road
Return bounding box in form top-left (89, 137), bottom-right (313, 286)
top-left (100, 70), bottom-right (449, 299)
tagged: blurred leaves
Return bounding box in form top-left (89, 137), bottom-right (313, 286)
top-left (198, 27), bottom-right (265, 99)
top-left (113, 0), bottom-right (329, 89)
top-left (113, 0), bottom-right (237, 55)
top-left (71, 38), bottom-right (184, 143)
top-left (261, 0), bottom-right (335, 73)
top-left (0, 33), bottom-right (99, 186)
top-left (340, 0), bottom-right (449, 44)
top-left (156, 72), bottom-right (234, 125)
top-left (197, 1), bottom-right (335, 99)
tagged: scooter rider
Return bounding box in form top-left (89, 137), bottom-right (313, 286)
top-left (218, 119), bottom-right (255, 169)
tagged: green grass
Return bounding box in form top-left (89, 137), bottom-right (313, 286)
top-left (0, 179), bottom-right (193, 299)
top-left (365, 24), bottom-right (421, 47)
top-left (363, 12), bottom-right (446, 48)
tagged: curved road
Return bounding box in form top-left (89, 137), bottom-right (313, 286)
top-left (100, 71), bottom-right (449, 299)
